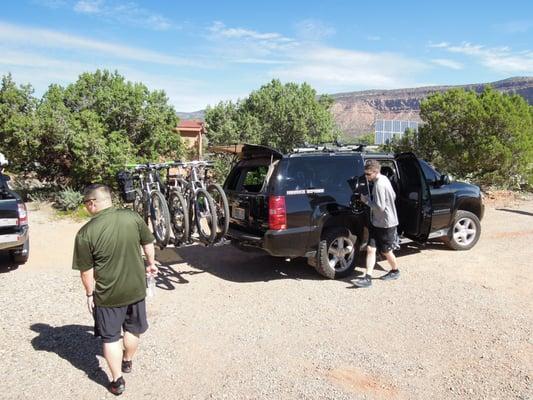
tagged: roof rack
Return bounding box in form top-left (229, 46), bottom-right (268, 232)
top-left (291, 142), bottom-right (379, 153)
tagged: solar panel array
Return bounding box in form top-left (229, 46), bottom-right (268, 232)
top-left (374, 119), bottom-right (418, 144)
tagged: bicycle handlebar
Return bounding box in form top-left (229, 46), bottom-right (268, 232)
top-left (125, 162), bottom-right (172, 171)
top-left (124, 160), bottom-right (213, 172)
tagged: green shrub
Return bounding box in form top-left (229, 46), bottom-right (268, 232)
top-left (55, 187), bottom-right (83, 211)
top-left (56, 204), bottom-right (91, 220)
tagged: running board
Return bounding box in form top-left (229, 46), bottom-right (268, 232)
top-left (427, 228), bottom-right (449, 240)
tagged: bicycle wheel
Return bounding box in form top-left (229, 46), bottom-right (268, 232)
top-left (150, 190), bottom-right (171, 248)
top-left (133, 189), bottom-right (148, 223)
top-left (194, 188), bottom-right (218, 244)
top-left (168, 189), bottom-right (190, 245)
top-left (207, 183), bottom-right (229, 241)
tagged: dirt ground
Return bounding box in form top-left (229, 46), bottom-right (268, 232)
top-left (0, 197), bottom-right (531, 399)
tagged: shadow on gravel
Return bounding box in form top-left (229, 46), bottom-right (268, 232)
top-left (155, 244), bottom-right (321, 285)
top-left (154, 262), bottom-right (206, 290)
top-left (30, 323), bottom-right (107, 388)
top-left (343, 242), bottom-right (445, 289)
top-left (0, 253), bottom-right (20, 273)
top-left (496, 208), bottom-right (533, 217)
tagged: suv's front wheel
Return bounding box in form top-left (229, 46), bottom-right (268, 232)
top-left (443, 210), bottom-right (481, 250)
top-left (314, 228), bottom-right (357, 279)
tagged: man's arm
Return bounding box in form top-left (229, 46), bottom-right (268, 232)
top-left (80, 268), bottom-right (95, 313)
top-left (142, 242), bottom-right (158, 275)
top-left (361, 182), bottom-right (388, 213)
top-left (80, 268), bottom-right (94, 295)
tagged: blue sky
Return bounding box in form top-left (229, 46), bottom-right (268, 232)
top-left (1, 0), bottom-right (532, 111)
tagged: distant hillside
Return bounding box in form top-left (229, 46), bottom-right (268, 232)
top-left (176, 110), bottom-right (205, 120)
top-left (176, 77), bottom-right (533, 137)
top-left (331, 76), bottom-right (533, 136)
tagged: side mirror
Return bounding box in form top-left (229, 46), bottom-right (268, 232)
top-left (439, 174), bottom-right (450, 186)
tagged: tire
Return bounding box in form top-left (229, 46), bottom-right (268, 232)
top-left (10, 238), bottom-right (29, 264)
top-left (133, 189), bottom-right (148, 223)
top-left (443, 210), bottom-right (481, 250)
top-left (207, 183), bottom-right (229, 242)
top-left (315, 228), bottom-right (357, 279)
top-left (168, 190), bottom-right (189, 246)
top-left (150, 190), bottom-right (171, 248)
top-left (194, 188), bottom-right (218, 244)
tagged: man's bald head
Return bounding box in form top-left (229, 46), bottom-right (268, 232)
top-left (83, 184), bottom-right (113, 211)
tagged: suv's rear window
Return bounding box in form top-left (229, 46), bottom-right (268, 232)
top-left (225, 162), bottom-right (271, 193)
top-left (282, 156), bottom-right (363, 193)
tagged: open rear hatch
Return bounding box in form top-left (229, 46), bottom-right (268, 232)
top-left (221, 144), bottom-right (283, 236)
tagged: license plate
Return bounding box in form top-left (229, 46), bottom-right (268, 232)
top-left (232, 207), bottom-right (245, 220)
top-left (0, 218), bottom-right (17, 227)
top-left (0, 234), bottom-right (18, 243)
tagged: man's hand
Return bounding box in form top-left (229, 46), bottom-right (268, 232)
top-left (146, 264), bottom-right (158, 277)
top-left (360, 194), bottom-right (369, 204)
top-left (87, 295), bottom-right (94, 314)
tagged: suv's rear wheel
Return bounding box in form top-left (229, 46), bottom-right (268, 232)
top-left (443, 210), bottom-right (481, 250)
top-left (315, 228), bottom-right (357, 279)
top-left (10, 238), bottom-right (29, 264)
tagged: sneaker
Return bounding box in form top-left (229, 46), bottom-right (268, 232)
top-left (121, 360), bottom-right (132, 374)
top-left (354, 275), bottom-right (372, 288)
top-left (381, 269), bottom-right (400, 281)
top-left (108, 376), bottom-right (125, 396)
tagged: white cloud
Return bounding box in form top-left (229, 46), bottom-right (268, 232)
top-left (437, 42), bottom-right (533, 74)
top-left (42, 0), bottom-right (175, 31)
top-left (208, 21), bottom-right (296, 52)
top-left (294, 19), bottom-right (335, 41)
top-left (431, 58), bottom-right (463, 70)
top-left (367, 35), bottom-right (381, 41)
top-left (0, 22), bottom-right (198, 67)
top-left (206, 23), bottom-right (428, 91)
top-left (74, 0), bottom-right (102, 14)
top-left (233, 58), bottom-right (295, 65)
top-left (272, 46), bottom-right (428, 90)
top-left (428, 41), bottom-right (450, 48)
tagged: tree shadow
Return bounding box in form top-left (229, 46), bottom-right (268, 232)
top-left (496, 208), bottom-right (533, 217)
top-left (155, 243), bottom-right (322, 284)
top-left (30, 323), bottom-right (108, 388)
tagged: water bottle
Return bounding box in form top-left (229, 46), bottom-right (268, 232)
top-left (146, 274), bottom-right (155, 297)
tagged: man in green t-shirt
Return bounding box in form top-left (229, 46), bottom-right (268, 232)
top-left (72, 184), bottom-right (157, 395)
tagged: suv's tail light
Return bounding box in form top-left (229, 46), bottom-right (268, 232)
top-left (18, 203), bottom-right (28, 226)
top-left (269, 196), bottom-right (286, 230)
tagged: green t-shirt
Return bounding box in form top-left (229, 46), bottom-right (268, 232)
top-left (72, 207), bottom-right (155, 307)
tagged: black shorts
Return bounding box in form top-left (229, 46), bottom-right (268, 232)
top-left (368, 225), bottom-right (397, 253)
top-left (93, 299), bottom-right (148, 343)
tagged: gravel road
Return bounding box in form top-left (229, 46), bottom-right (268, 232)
top-left (0, 199), bottom-right (531, 399)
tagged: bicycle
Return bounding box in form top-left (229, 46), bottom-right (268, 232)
top-left (178, 160), bottom-right (219, 245)
top-left (201, 163), bottom-right (230, 242)
top-left (163, 161), bottom-right (190, 246)
top-left (127, 163), bottom-right (172, 248)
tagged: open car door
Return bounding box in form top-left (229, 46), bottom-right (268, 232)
top-left (395, 152), bottom-right (432, 242)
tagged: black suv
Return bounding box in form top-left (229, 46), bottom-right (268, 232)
top-left (224, 144), bottom-right (484, 279)
top-left (0, 171), bottom-right (29, 264)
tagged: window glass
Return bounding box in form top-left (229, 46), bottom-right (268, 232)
top-left (282, 156), bottom-right (363, 193)
top-left (419, 159), bottom-right (441, 182)
top-left (242, 166), bottom-right (268, 192)
top-left (225, 164), bottom-right (269, 192)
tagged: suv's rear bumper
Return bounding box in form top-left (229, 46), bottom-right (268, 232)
top-left (227, 226), bottom-right (317, 257)
top-left (0, 225), bottom-right (29, 251)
